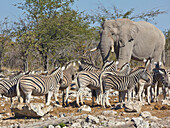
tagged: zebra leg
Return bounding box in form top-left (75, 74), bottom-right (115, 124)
top-left (122, 91), bottom-right (127, 102)
top-left (162, 86), bottom-right (167, 100)
top-left (147, 86), bottom-right (151, 104)
top-left (138, 84), bottom-right (144, 101)
top-left (105, 90), bottom-right (111, 107)
top-left (76, 87), bottom-right (84, 107)
top-left (154, 83), bottom-right (158, 102)
top-left (127, 89), bottom-right (132, 101)
top-left (95, 89), bottom-right (101, 105)
top-left (54, 84), bottom-right (60, 104)
top-left (46, 91), bottom-right (53, 105)
top-left (65, 86), bottom-right (70, 106)
top-left (25, 91), bottom-right (32, 104)
top-left (62, 90), bottom-right (65, 107)
top-left (91, 90), bottom-right (95, 106)
top-left (102, 92), bottom-right (106, 108)
top-left (119, 91), bottom-right (122, 102)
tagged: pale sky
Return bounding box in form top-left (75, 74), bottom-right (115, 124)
top-left (0, 0), bottom-right (169, 31)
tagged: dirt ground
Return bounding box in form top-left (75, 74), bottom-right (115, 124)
top-left (0, 93), bottom-right (169, 127)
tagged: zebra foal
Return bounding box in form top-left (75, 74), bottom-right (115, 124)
top-left (101, 67), bottom-right (149, 108)
top-left (16, 67), bottom-right (63, 105)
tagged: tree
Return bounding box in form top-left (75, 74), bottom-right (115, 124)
top-left (0, 18), bottom-right (13, 71)
top-left (88, 3), bottom-right (166, 25)
top-left (14, 0), bottom-right (98, 71)
top-left (164, 30), bottom-right (170, 66)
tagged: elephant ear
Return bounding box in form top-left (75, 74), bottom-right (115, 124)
top-left (129, 24), bottom-right (138, 42)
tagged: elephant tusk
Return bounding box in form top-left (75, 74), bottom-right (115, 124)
top-left (111, 45), bottom-right (114, 52)
top-left (90, 47), bottom-right (97, 52)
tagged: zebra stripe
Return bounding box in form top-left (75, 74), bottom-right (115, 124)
top-left (17, 67), bottom-right (62, 105)
top-left (0, 71), bottom-right (27, 103)
top-left (56, 62), bottom-right (76, 106)
top-left (76, 61), bottom-right (129, 106)
top-left (151, 68), bottom-right (169, 102)
top-left (101, 67), bottom-right (148, 107)
top-left (78, 60), bottom-right (100, 71)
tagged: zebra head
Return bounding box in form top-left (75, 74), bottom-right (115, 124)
top-left (158, 69), bottom-right (169, 88)
top-left (140, 68), bottom-right (150, 83)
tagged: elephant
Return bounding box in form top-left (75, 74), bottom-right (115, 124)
top-left (91, 18), bottom-right (166, 69)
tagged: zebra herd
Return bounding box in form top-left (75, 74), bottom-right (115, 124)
top-left (0, 60), bottom-right (169, 108)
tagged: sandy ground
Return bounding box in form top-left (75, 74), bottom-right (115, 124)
top-left (0, 92), bottom-right (169, 127)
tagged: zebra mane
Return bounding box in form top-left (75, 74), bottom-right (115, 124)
top-left (49, 67), bottom-right (61, 75)
top-left (9, 71), bottom-right (23, 80)
top-left (129, 67), bottom-right (145, 75)
top-left (102, 61), bottom-right (117, 71)
top-left (117, 62), bottom-right (130, 71)
top-left (78, 60), bottom-right (100, 71)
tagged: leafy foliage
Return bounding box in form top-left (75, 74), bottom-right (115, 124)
top-left (0, 1), bottom-right (169, 71)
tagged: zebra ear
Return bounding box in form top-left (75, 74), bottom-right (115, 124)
top-left (159, 69), bottom-right (164, 75)
top-left (144, 59), bottom-right (150, 69)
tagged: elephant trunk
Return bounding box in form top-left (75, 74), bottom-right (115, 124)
top-left (100, 30), bottom-right (113, 64)
top-left (117, 42), bottom-right (133, 69)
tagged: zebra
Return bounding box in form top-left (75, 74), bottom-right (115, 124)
top-left (99, 62), bottom-right (131, 105)
top-left (55, 62), bottom-right (76, 106)
top-left (76, 61), bottom-right (130, 106)
top-left (101, 67), bottom-right (149, 108)
top-left (137, 72), bottom-right (153, 104)
top-left (151, 64), bottom-right (169, 102)
top-left (78, 60), bottom-right (100, 71)
top-left (16, 67), bottom-right (63, 105)
top-left (76, 61), bottom-right (118, 106)
top-left (0, 71), bottom-right (29, 104)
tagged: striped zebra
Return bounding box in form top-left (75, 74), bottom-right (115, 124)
top-left (16, 67), bottom-right (63, 105)
top-left (99, 62), bottom-right (131, 105)
top-left (137, 72), bottom-right (153, 104)
top-left (0, 71), bottom-right (29, 104)
top-left (76, 61), bottom-right (118, 106)
top-left (55, 62), bottom-right (76, 106)
top-left (76, 61), bottom-right (130, 106)
top-left (151, 65), bottom-right (169, 102)
top-left (101, 67), bottom-right (149, 108)
top-left (78, 60), bottom-right (100, 71)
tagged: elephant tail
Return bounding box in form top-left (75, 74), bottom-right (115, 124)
top-left (162, 49), bottom-right (166, 65)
